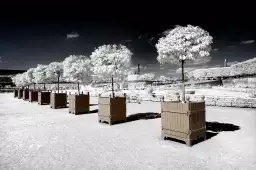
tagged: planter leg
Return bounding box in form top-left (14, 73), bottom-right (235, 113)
top-left (186, 140), bottom-right (192, 147)
top-left (161, 132), bottom-right (165, 140)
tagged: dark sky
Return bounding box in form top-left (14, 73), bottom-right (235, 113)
top-left (0, 2), bottom-right (256, 77)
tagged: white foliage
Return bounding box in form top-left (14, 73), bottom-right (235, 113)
top-left (34, 64), bottom-right (49, 84)
top-left (230, 57), bottom-right (256, 76)
top-left (22, 68), bottom-right (36, 85)
top-left (90, 44), bottom-right (132, 82)
top-left (158, 75), bottom-right (169, 82)
top-left (63, 55), bottom-right (80, 80)
top-left (63, 55), bottom-right (93, 84)
top-left (12, 74), bottom-right (23, 87)
top-left (187, 67), bottom-right (231, 79)
top-left (156, 25), bottom-right (213, 65)
top-left (187, 58), bottom-right (256, 79)
top-left (19, 72), bottom-right (30, 86)
top-left (138, 73), bottom-right (155, 81)
top-left (46, 61), bottom-right (64, 83)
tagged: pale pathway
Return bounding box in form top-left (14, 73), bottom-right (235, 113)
top-left (0, 93), bottom-right (255, 170)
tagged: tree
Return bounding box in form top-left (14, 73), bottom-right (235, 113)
top-left (46, 61), bottom-right (64, 93)
top-left (25, 68), bottom-right (36, 89)
top-left (12, 73), bottom-right (23, 88)
top-left (34, 64), bottom-right (49, 90)
top-left (90, 44), bottom-right (132, 97)
top-left (63, 55), bottom-right (93, 94)
top-left (156, 25), bottom-right (213, 102)
top-left (63, 55), bottom-right (81, 82)
top-left (19, 72), bottom-right (30, 88)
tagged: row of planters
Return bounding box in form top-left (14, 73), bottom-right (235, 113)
top-left (14, 88), bottom-right (90, 114)
top-left (14, 88), bottom-right (206, 147)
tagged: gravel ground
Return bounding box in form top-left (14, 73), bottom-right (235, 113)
top-left (0, 93), bottom-right (256, 170)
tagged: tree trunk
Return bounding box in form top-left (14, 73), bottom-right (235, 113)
top-left (57, 76), bottom-right (60, 93)
top-left (43, 83), bottom-right (46, 90)
top-left (28, 85), bottom-right (30, 90)
top-left (181, 60), bottom-right (185, 102)
top-left (33, 83), bottom-right (36, 89)
top-left (111, 76), bottom-right (115, 98)
top-left (77, 81), bottom-right (80, 95)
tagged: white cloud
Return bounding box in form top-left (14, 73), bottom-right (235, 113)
top-left (66, 32), bottom-right (79, 39)
top-left (213, 48), bottom-right (219, 51)
top-left (240, 40), bottom-right (255, 44)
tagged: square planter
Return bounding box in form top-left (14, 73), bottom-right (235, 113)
top-left (161, 101), bottom-right (206, 146)
top-left (98, 95), bottom-right (126, 125)
top-left (14, 89), bottom-right (18, 98)
top-left (18, 89), bottom-right (23, 99)
top-left (29, 90), bottom-right (38, 102)
top-left (50, 92), bottom-right (67, 109)
top-left (69, 93), bottom-right (90, 115)
top-left (38, 91), bottom-right (51, 105)
top-left (23, 90), bottom-right (29, 100)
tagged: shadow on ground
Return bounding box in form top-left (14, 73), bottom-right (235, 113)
top-left (126, 112), bottom-right (161, 122)
top-left (99, 112), bottom-right (161, 125)
top-left (75, 109), bottom-right (98, 115)
top-left (166, 121), bottom-right (240, 146)
top-left (90, 104), bottom-right (98, 106)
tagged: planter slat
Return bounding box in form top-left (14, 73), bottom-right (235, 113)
top-left (23, 90), bottom-right (29, 100)
top-left (18, 89), bottom-right (23, 99)
top-left (98, 96), bottom-right (126, 125)
top-left (29, 91), bottom-right (38, 102)
top-left (161, 101), bottom-right (206, 146)
top-left (69, 94), bottom-right (90, 115)
top-left (50, 93), bottom-right (67, 109)
top-left (38, 91), bottom-right (51, 105)
top-left (14, 89), bottom-right (18, 98)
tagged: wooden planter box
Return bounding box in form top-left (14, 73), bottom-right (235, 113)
top-left (38, 91), bottom-right (51, 105)
top-left (98, 96), bottom-right (126, 125)
top-left (18, 89), bottom-right (23, 99)
top-left (14, 89), bottom-right (18, 98)
top-left (29, 90), bottom-right (38, 102)
top-left (50, 93), bottom-right (67, 109)
top-left (69, 93), bottom-right (90, 115)
top-left (23, 90), bottom-right (29, 100)
top-left (161, 101), bottom-right (206, 146)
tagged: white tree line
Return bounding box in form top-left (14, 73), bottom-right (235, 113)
top-left (187, 57), bottom-right (256, 79)
top-left (12, 25), bottom-right (213, 100)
